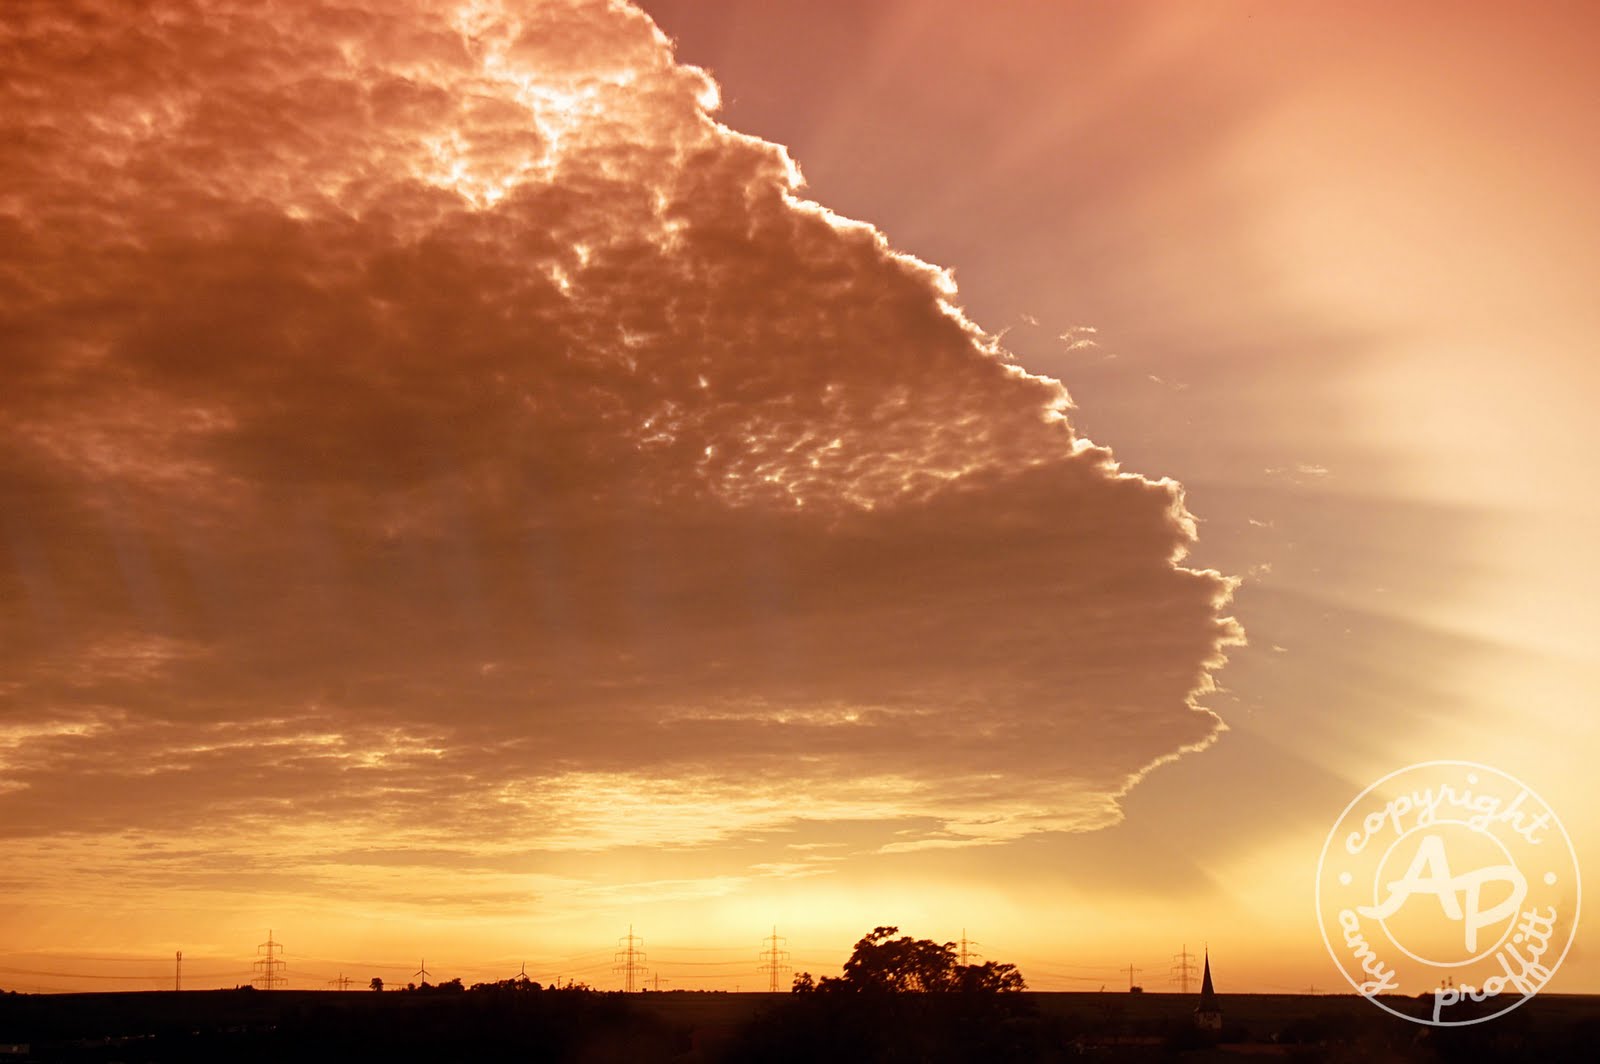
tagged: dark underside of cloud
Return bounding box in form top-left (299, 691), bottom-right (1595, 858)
top-left (0, 0), bottom-right (1238, 865)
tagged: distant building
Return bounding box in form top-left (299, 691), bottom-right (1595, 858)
top-left (1194, 949), bottom-right (1222, 1031)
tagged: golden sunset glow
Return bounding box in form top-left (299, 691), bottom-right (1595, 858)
top-left (2, 0), bottom-right (1598, 1007)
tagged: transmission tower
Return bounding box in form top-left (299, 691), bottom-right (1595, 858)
top-left (958, 929), bottom-right (981, 967)
top-left (756, 926), bottom-right (791, 992)
top-left (1125, 963), bottom-right (1143, 991)
top-left (1170, 944), bottom-right (1198, 994)
top-left (651, 972), bottom-right (668, 992)
top-left (175, 950), bottom-right (182, 992)
top-left (613, 926), bottom-right (646, 993)
top-left (253, 931), bottom-right (286, 989)
top-left (327, 973), bottom-right (353, 990)
top-left (414, 958), bottom-right (432, 986)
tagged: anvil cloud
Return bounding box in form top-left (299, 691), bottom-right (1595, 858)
top-left (0, 0), bottom-right (1237, 916)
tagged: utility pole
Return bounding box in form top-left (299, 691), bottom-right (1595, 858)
top-left (613, 926), bottom-right (646, 993)
top-left (756, 927), bottom-right (790, 992)
top-left (253, 931), bottom-right (286, 989)
top-left (958, 930), bottom-right (981, 967)
top-left (414, 959), bottom-right (431, 986)
top-left (1170, 945), bottom-right (1198, 994)
top-left (175, 950), bottom-right (182, 992)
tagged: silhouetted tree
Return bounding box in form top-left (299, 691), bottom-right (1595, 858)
top-left (727, 926), bottom-right (1037, 1064)
top-left (828, 926), bottom-right (955, 992)
top-left (816, 926), bottom-right (1026, 994)
top-left (368, 977), bottom-right (383, 992)
top-left (469, 975), bottom-right (544, 992)
top-left (955, 960), bottom-right (1026, 994)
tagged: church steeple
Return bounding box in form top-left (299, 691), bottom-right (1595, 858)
top-left (1194, 948), bottom-right (1222, 1030)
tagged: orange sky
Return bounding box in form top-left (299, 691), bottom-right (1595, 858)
top-left (3, 0), bottom-right (1598, 997)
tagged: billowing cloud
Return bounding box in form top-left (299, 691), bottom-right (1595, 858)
top-left (0, 0), bottom-right (1237, 903)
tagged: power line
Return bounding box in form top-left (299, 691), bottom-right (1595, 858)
top-left (660, 975), bottom-right (733, 984)
top-left (253, 931), bottom-right (286, 990)
top-left (613, 926), bottom-right (646, 993)
top-left (0, 963), bottom-right (251, 982)
top-left (756, 927), bottom-right (790, 993)
top-left (1029, 972), bottom-right (1116, 984)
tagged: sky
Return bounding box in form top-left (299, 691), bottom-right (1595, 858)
top-left (1, 0), bottom-right (1597, 996)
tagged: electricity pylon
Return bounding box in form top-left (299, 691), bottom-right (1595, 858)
top-left (253, 931), bottom-right (286, 989)
top-left (614, 926), bottom-right (646, 993)
top-left (756, 927), bottom-right (790, 992)
top-left (1170, 945), bottom-right (1198, 994)
top-left (958, 930), bottom-right (981, 967)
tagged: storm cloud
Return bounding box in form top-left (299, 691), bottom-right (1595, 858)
top-left (0, 0), bottom-right (1238, 886)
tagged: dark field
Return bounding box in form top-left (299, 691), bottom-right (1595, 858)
top-left (2, 987), bottom-right (1598, 1062)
